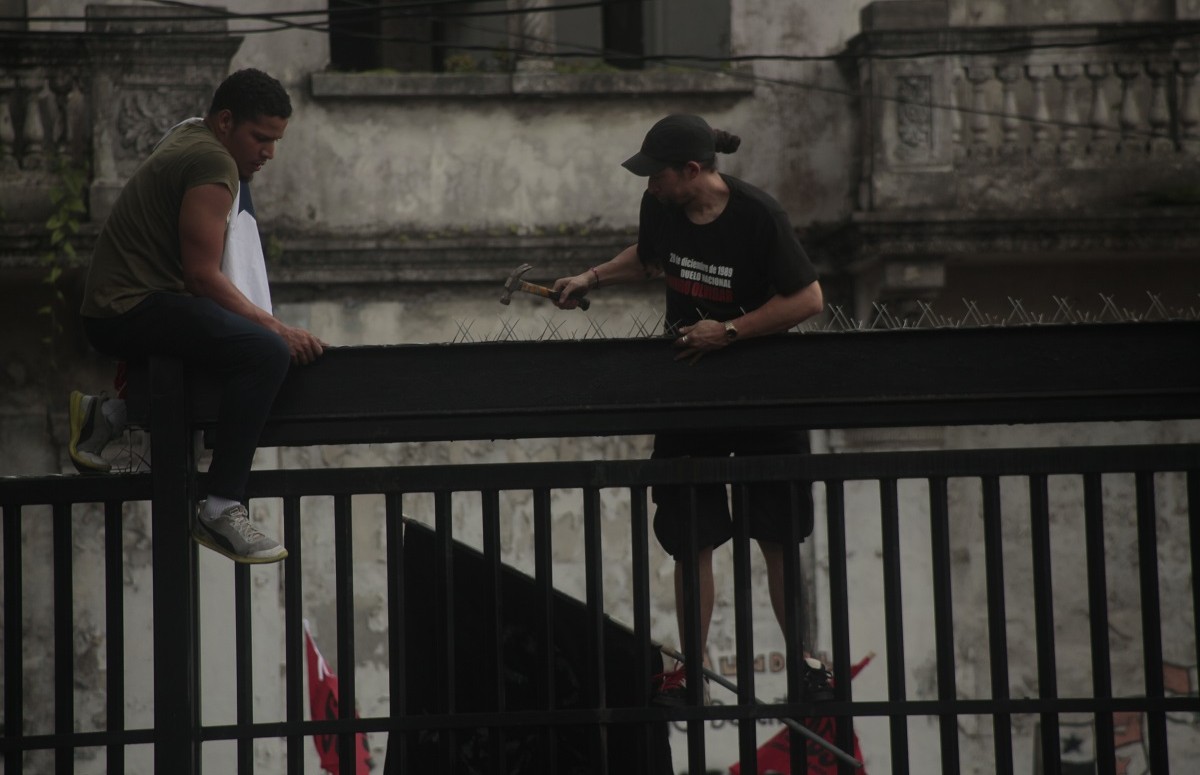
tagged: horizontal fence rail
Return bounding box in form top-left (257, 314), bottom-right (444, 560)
top-left (124, 321), bottom-right (1200, 444)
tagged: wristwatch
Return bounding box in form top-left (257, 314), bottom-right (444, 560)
top-left (724, 320), bottom-right (739, 340)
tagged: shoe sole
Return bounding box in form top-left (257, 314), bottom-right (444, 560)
top-left (69, 390), bottom-right (111, 475)
top-left (191, 525), bottom-right (288, 565)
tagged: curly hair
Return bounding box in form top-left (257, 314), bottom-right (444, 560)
top-left (207, 68), bottom-right (292, 124)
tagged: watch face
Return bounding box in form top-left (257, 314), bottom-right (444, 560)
top-left (725, 322), bottom-right (737, 338)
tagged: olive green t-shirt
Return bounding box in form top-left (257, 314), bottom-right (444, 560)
top-left (81, 123), bottom-right (239, 318)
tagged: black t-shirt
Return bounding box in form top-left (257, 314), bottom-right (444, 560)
top-left (635, 174), bottom-right (818, 333)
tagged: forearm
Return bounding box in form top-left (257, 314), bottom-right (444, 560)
top-left (587, 244), bottom-right (661, 289)
top-left (728, 281), bottom-right (824, 339)
top-left (554, 243), bottom-right (659, 305)
top-left (185, 271), bottom-right (280, 332)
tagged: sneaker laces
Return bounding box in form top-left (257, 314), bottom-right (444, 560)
top-left (224, 506), bottom-right (267, 542)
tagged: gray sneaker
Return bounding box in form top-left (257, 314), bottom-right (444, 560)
top-left (192, 502), bottom-right (288, 564)
top-left (69, 390), bottom-right (113, 474)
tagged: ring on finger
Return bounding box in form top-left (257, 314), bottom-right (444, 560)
top-left (682, 335), bottom-right (690, 344)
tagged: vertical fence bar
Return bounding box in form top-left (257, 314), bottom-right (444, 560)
top-left (104, 501), bottom-right (125, 775)
top-left (1083, 473), bottom-right (1116, 775)
top-left (731, 482), bottom-right (757, 775)
top-left (3, 502), bottom-right (23, 774)
top-left (333, 493), bottom-right (357, 775)
top-left (148, 356), bottom-right (197, 774)
top-left (825, 481), bottom-right (857, 775)
top-left (234, 557), bottom-right (253, 774)
top-left (981, 476), bottom-right (1013, 774)
top-left (481, 489), bottom-right (507, 772)
top-left (629, 485), bottom-right (654, 770)
top-left (785, 481), bottom-right (810, 775)
top-left (1135, 472), bottom-right (1169, 773)
top-left (1190, 470), bottom-right (1200, 688)
top-left (532, 488), bottom-right (557, 770)
top-left (681, 484), bottom-right (706, 773)
top-left (434, 490), bottom-right (456, 770)
top-left (283, 496), bottom-right (305, 775)
top-left (928, 477), bottom-right (960, 774)
top-left (385, 492), bottom-right (407, 770)
top-left (582, 485), bottom-right (608, 773)
top-left (1028, 474), bottom-right (1059, 773)
top-left (880, 478), bottom-right (910, 774)
top-left (53, 502), bottom-right (72, 775)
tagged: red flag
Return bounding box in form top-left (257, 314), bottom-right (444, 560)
top-left (305, 621), bottom-right (372, 774)
top-left (729, 653), bottom-right (873, 775)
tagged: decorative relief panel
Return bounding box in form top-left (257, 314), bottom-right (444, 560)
top-left (895, 75), bottom-right (933, 161)
top-left (114, 88), bottom-right (208, 159)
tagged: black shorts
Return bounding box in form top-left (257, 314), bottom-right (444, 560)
top-left (650, 429), bottom-right (814, 558)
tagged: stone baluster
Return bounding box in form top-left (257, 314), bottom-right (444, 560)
top-left (965, 65), bottom-right (993, 159)
top-left (1114, 60), bottom-right (1146, 155)
top-left (17, 72), bottom-right (46, 170)
top-left (1179, 60), bottom-right (1200, 154)
top-left (48, 71), bottom-right (76, 157)
top-left (0, 76), bottom-right (16, 172)
top-left (1026, 64), bottom-right (1054, 159)
top-left (1144, 59), bottom-right (1175, 154)
top-left (1055, 64), bottom-right (1082, 157)
top-left (950, 66), bottom-right (965, 162)
top-left (996, 64), bottom-right (1023, 157)
top-left (1085, 62), bottom-right (1116, 156)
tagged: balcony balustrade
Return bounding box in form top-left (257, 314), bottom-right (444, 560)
top-left (850, 15), bottom-right (1200, 212)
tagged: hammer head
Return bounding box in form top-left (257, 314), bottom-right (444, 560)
top-left (499, 262), bottom-right (533, 305)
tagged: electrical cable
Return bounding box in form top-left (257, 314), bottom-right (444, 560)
top-left (6, 0), bottom-right (1199, 61)
top-left (2, 1), bottom-right (1191, 142)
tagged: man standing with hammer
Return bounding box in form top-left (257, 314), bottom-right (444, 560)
top-left (553, 114), bottom-right (829, 704)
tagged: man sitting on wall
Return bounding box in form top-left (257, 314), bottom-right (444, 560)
top-left (70, 68), bottom-right (324, 564)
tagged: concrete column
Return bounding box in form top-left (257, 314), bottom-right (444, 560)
top-left (84, 5), bottom-right (240, 221)
top-left (511, 0), bottom-right (555, 72)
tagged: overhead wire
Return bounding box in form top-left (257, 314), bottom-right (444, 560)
top-left (4, 0), bottom-right (1192, 142)
top-left (8, 0), bottom-right (1199, 60)
top-left (300, 0), bottom-right (1186, 142)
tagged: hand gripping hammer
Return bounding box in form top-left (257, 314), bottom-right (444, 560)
top-left (500, 263), bottom-right (590, 310)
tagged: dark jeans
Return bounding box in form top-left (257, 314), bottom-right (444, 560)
top-left (83, 292), bottom-right (291, 502)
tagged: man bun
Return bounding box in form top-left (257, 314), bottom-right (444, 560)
top-left (713, 130), bottom-right (741, 154)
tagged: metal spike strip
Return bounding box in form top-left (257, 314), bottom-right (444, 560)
top-left (452, 294), bottom-right (1200, 342)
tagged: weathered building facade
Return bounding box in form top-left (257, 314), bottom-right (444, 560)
top-left (2, 1), bottom-right (1199, 772)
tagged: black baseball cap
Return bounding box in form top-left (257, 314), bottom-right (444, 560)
top-left (621, 114), bottom-right (715, 176)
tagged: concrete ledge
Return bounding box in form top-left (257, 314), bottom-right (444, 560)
top-left (859, 0), bottom-right (948, 31)
top-left (269, 231), bottom-right (633, 286)
top-left (310, 68), bottom-right (753, 100)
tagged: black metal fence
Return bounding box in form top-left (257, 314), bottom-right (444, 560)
top-left (3, 325), bottom-right (1200, 774)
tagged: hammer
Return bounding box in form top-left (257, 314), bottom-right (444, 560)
top-left (500, 263), bottom-right (590, 310)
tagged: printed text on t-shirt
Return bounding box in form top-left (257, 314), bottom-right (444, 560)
top-left (667, 252), bottom-right (735, 302)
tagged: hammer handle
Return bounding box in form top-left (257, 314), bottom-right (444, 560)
top-left (522, 280), bottom-right (590, 310)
